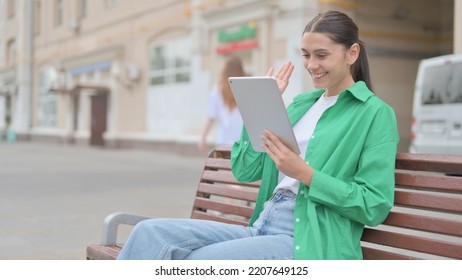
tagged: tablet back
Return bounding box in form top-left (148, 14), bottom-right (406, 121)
top-left (228, 76), bottom-right (300, 154)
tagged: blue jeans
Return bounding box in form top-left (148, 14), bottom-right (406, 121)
top-left (117, 191), bottom-right (296, 260)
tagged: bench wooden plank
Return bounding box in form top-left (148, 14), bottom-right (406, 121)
top-left (383, 211), bottom-right (462, 237)
top-left (193, 197), bottom-right (254, 218)
top-left (361, 245), bottom-right (419, 260)
top-left (205, 158), bottom-right (232, 170)
top-left (210, 146), bottom-right (233, 157)
top-left (362, 228), bottom-right (462, 259)
top-left (197, 183), bottom-right (258, 202)
top-left (395, 153), bottom-right (462, 174)
top-left (395, 172), bottom-right (462, 192)
top-left (394, 189), bottom-right (462, 213)
top-left (191, 211), bottom-right (248, 226)
top-left (201, 170), bottom-right (260, 188)
top-left (86, 245), bottom-right (122, 260)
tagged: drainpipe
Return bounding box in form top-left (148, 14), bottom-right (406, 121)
top-left (456, 0), bottom-right (462, 54)
top-left (28, 0), bottom-right (34, 131)
top-left (29, 0), bottom-right (34, 130)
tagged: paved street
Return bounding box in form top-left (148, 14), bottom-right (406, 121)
top-left (0, 141), bottom-right (206, 259)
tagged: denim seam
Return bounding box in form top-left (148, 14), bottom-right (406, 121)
top-left (158, 238), bottom-right (201, 260)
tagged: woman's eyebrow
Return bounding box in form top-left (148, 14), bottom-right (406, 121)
top-left (301, 47), bottom-right (329, 53)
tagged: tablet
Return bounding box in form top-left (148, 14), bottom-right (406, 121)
top-left (228, 76), bottom-right (300, 154)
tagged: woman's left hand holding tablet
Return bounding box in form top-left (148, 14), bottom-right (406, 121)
top-left (261, 130), bottom-right (313, 186)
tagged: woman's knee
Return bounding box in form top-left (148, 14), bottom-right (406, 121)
top-left (130, 218), bottom-right (173, 238)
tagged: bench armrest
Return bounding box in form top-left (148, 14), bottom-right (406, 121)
top-left (100, 212), bottom-right (152, 245)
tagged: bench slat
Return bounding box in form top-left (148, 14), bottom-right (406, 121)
top-left (362, 228), bottom-right (462, 259)
top-left (201, 170), bottom-right (260, 188)
top-left (197, 183), bottom-right (258, 202)
top-left (394, 189), bottom-right (462, 213)
top-left (383, 211), bottom-right (462, 237)
top-left (193, 197), bottom-right (254, 218)
top-left (191, 211), bottom-right (248, 226)
top-left (210, 146), bottom-right (232, 159)
top-left (87, 244), bottom-right (122, 260)
top-left (396, 153), bottom-right (462, 175)
top-left (361, 245), bottom-right (419, 260)
top-left (395, 172), bottom-right (462, 192)
top-left (205, 158), bottom-right (232, 170)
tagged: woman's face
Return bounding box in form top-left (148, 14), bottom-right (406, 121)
top-left (301, 32), bottom-right (358, 96)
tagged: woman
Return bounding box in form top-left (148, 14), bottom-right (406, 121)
top-left (117, 10), bottom-right (399, 260)
top-left (198, 55), bottom-right (245, 154)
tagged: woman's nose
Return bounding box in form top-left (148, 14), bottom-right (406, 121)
top-left (306, 59), bottom-right (318, 71)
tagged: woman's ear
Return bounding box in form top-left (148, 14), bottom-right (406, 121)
top-left (348, 43), bottom-right (360, 65)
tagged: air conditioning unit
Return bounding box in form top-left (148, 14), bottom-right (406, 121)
top-left (126, 64), bottom-right (141, 81)
top-left (69, 19), bottom-right (80, 32)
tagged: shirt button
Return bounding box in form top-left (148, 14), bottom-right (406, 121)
top-left (300, 190), bottom-right (305, 195)
top-left (305, 161), bottom-right (310, 165)
top-left (243, 141), bottom-right (248, 145)
top-left (295, 218), bottom-right (300, 222)
top-left (295, 246), bottom-right (300, 250)
top-left (311, 135), bottom-right (315, 139)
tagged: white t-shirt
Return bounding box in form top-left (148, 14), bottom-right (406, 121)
top-left (206, 86), bottom-right (243, 145)
top-left (274, 93), bottom-right (339, 194)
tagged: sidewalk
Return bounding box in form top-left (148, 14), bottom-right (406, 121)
top-left (0, 142), bottom-right (207, 259)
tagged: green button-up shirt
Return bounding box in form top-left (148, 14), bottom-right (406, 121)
top-left (231, 81), bottom-right (399, 259)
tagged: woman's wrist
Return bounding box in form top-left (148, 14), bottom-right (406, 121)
top-left (299, 164), bottom-right (314, 187)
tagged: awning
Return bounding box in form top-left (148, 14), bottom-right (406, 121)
top-left (50, 84), bottom-right (110, 95)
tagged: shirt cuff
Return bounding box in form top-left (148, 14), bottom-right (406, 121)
top-left (307, 170), bottom-right (347, 209)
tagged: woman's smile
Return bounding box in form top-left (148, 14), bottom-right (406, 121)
top-left (311, 71), bottom-right (328, 82)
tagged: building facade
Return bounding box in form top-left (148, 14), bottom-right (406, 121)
top-left (0, 0), bottom-right (458, 153)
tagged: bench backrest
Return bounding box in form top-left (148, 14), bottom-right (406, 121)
top-left (192, 146), bottom-right (462, 260)
top-left (191, 146), bottom-right (259, 226)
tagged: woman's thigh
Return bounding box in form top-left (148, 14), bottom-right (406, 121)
top-left (117, 218), bottom-right (255, 260)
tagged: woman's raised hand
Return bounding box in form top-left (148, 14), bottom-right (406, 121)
top-left (266, 61), bottom-right (295, 94)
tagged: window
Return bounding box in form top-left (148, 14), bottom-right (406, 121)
top-left (149, 38), bottom-right (192, 85)
top-left (6, 39), bottom-right (16, 65)
top-left (7, 0), bottom-right (15, 18)
top-left (5, 95), bottom-right (12, 127)
top-left (55, 0), bottom-right (63, 26)
top-left (38, 69), bottom-right (57, 127)
top-left (34, 0), bottom-right (41, 35)
top-left (106, 0), bottom-right (120, 7)
top-left (78, 0), bottom-right (87, 18)
top-left (421, 62), bottom-right (462, 105)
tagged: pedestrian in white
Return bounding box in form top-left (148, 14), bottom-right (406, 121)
top-left (199, 55), bottom-right (246, 153)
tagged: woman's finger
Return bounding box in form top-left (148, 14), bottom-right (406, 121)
top-left (275, 62), bottom-right (288, 78)
top-left (282, 62), bottom-right (294, 80)
top-left (263, 130), bottom-right (284, 149)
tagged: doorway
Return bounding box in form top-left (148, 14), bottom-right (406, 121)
top-left (90, 92), bottom-right (108, 146)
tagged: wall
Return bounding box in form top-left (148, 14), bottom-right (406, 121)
top-left (369, 57), bottom-right (420, 152)
top-left (456, 0), bottom-right (462, 53)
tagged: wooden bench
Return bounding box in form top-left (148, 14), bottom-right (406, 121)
top-left (86, 146), bottom-right (462, 260)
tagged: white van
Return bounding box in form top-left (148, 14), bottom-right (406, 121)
top-left (410, 54), bottom-right (462, 155)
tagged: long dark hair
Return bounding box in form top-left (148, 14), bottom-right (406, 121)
top-left (219, 55), bottom-right (246, 111)
top-left (303, 10), bottom-right (372, 91)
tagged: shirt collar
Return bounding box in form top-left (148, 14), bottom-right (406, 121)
top-left (346, 81), bottom-right (374, 102)
top-left (293, 81), bottom-right (373, 106)
top-left (293, 89), bottom-right (323, 106)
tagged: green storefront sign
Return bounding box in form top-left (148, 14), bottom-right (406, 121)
top-left (218, 22), bottom-right (257, 43)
